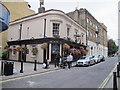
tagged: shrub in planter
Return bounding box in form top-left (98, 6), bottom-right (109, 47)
top-left (2, 50), bottom-right (8, 60)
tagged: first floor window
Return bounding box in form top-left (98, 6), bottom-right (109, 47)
top-left (53, 23), bottom-right (60, 36)
top-left (67, 27), bottom-right (70, 37)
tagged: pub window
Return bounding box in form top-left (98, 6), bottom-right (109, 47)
top-left (67, 27), bottom-right (70, 36)
top-left (87, 30), bottom-right (89, 37)
top-left (12, 46), bottom-right (16, 56)
top-left (87, 18), bottom-right (89, 23)
top-left (75, 29), bottom-right (78, 35)
top-left (53, 23), bottom-right (60, 36)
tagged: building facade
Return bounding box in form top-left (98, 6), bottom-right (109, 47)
top-left (0, 2), bottom-right (10, 57)
top-left (7, 10), bottom-right (87, 63)
top-left (67, 8), bottom-right (108, 57)
top-left (0, 0), bottom-right (35, 51)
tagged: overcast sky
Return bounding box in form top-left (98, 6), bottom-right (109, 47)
top-left (25, 0), bottom-right (119, 41)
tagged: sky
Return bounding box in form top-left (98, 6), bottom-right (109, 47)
top-left (25, 0), bottom-right (119, 41)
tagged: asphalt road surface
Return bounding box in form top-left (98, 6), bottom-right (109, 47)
top-left (2, 57), bottom-right (118, 88)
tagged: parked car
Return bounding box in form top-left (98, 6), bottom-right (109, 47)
top-left (99, 55), bottom-right (105, 61)
top-left (76, 56), bottom-right (95, 66)
top-left (93, 55), bottom-right (101, 63)
top-left (89, 56), bottom-right (96, 65)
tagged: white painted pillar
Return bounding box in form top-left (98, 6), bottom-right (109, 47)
top-left (118, 1), bottom-right (120, 62)
top-left (49, 44), bottom-right (51, 62)
top-left (60, 44), bottom-right (62, 61)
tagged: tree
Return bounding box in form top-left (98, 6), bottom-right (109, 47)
top-left (108, 39), bottom-right (118, 56)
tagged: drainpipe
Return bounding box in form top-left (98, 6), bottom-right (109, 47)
top-left (19, 24), bottom-right (22, 61)
top-left (85, 10), bottom-right (88, 46)
top-left (44, 19), bottom-right (46, 38)
top-left (43, 19), bottom-right (47, 64)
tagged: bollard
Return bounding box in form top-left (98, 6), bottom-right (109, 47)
top-left (20, 61), bottom-right (23, 73)
top-left (34, 60), bottom-right (37, 71)
top-left (117, 65), bottom-right (120, 77)
top-left (45, 59), bottom-right (48, 69)
top-left (113, 72), bottom-right (117, 90)
top-left (1, 61), bottom-right (4, 76)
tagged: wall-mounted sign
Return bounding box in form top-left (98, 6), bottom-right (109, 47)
top-left (49, 41), bottom-right (62, 44)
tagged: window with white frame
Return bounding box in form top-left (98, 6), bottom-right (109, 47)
top-left (87, 30), bottom-right (89, 37)
top-left (90, 21), bottom-right (92, 26)
top-left (53, 23), bottom-right (60, 36)
top-left (12, 46), bottom-right (16, 56)
top-left (75, 29), bottom-right (78, 35)
top-left (90, 32), bottom-right (93, 39)
top-left (96, 26), bottom-right (98, 31)
top-left (81, 33), bottom-right (84, 44)
top-left (67, 27), bottom-right (70, 37)
top-left (87, 18), bottom-right (89, 23)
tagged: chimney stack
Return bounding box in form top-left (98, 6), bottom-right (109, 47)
top-left (38, 0), bottom-right (45, 13)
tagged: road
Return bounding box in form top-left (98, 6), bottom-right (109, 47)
top-left (2, 57), bottom-right (118, 88)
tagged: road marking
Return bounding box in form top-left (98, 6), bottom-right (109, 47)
top-left (1, 69), bottom-right (62, 84)
top-left (97, 63), bottom-right (117, 90)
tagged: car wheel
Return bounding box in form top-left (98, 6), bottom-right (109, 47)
top-left (88, 62), bottom-right (90, 66)
top-left (76, 64), bottom-right (78, 67)
top-left (94, 60), bottom-right (96, 64)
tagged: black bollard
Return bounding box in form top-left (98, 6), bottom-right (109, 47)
top-left (1, 61), bottom-right (4, 76)
top-left (113, 72), bottom-right (117, 90)
top-left (20, 61), bottom-right (23, 73)
top-left (45, 59), bottom-right (48, 69)
top-left (34, 60), bottom-right (37, 71)
top-left (117, 65), bottom-right (120, 77)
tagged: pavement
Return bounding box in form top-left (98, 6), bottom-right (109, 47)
top-left (118, 78), bottom-right (120, 89)
top-left (0, 60), bottom-right (76, 81)
top-left (118, 71), bottom-right (120, 90)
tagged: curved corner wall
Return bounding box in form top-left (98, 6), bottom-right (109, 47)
top-left (0, 2), bottom-right (10, 32)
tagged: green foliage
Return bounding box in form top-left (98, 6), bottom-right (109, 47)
top-left (108, 39), bottom-right (118, 56)
top-left (2, 50), bottom-right (8, 60)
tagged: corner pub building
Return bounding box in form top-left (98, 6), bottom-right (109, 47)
top-left (7, 9), bottom-right (87, 63)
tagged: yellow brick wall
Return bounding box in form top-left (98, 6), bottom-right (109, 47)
top-left (0, 0), bottom-right (35, 50)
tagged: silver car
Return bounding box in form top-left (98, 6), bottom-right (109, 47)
top-left (93, 55), bottom-right (101, 63)
top-left (76, 56), bottom-right (94, 66)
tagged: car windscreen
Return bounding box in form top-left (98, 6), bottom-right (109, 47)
top-left (80, 57), bottom-right (86, 59)
top-left (94, 56), bottom-right (99, 58)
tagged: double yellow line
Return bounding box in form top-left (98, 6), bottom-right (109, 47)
top-left (97, 64), bottom-right (117, 90)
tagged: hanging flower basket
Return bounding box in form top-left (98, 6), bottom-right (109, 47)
top-left (13, 48), bottom-right (17, 52)
top-left (41, 43), bottom-right (47, 49)
top-left (63, 44), bottom-right (70, 49)
top-left (8, 48), bottom-right (12, 52)
top-left (16, 47), bottom-right (21, 51)
top-left (80, 46), bottom-right (84, 50)
top-left (32, 47), bottom-right (38, 55)
top-left (69, 48), bottom-right (76, 54)
top-left (75, 49), bottom-right (81, 54)
top-left (16, 47), bottom-right (25, 52)
top-left (82, 50), bottom-right (87, 55)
